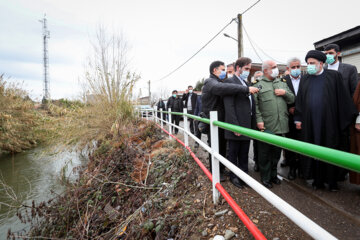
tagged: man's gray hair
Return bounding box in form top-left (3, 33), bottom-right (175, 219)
top-left (262, 60), bottom-right (272, 71)
top-left (287, 57), bottom-right (301, 67)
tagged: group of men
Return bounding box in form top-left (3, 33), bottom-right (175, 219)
top-left (161, 85), bottom-right (202, 139)
top-left (162, 43), bottom-right (359, 191)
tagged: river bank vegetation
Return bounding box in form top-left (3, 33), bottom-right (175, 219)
top-left (0, 26), bottom-right (139, 155)
top-left (0, 75), bottom-right (54, 154)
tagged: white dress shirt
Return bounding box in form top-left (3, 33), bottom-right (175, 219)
top-left (236, 75), bottom-right (252, 111)
top-left (290, 75), bottom-right (301, 96)
top-left (187, 93), bottom-right (192, 111)
top-left (356, 113), bottom-right (360, 124)
top-left (328, 60), bottom-right (340, 71)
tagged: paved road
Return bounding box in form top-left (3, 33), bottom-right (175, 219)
top-left (169, 120), bottom-right (360, 239)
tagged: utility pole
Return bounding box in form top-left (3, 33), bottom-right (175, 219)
top-left (237, 14), bottom-right (243, 58)
top-left (148, 80), bottom-right (151, 105)
top-left (236, 0), bottom-right (261, 58)
top-left (39, 14), bottom-right (50, 103)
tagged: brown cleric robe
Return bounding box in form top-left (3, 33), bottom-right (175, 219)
top-left (350, 81), bottom-right (360, 184)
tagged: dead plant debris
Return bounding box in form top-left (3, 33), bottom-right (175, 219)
top-left (8, 120), bottom-right (309, 239)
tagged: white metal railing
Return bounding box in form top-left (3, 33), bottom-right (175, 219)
top-left (139, 107), bottom-right (337, 240)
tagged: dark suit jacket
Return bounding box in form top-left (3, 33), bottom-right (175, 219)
top-left (182, 92), bottom-right (198, 111)
top-left (223, 76), bottom-right (255, 141)
top-left (194, 95), bottom-right (202, 116)
top-left (166, 96), bottom-right (183, 112)
top-left (325, 62), bottom-right (358, 97)
top-left (202, 74), bottom-right (248, 122)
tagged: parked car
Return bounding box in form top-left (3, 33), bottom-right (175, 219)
top-left (135, 105), bottom-right (153, 117)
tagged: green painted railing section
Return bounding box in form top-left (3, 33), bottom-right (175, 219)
top-left (214, 120), bottom-right (360, 173)
top-left (161, 110), bottom-right (210, 124)
top-left (153, 110), bottom-right (360, 173)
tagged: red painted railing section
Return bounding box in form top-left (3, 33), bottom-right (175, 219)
top-left (157, 124), bottom-right (267, 240)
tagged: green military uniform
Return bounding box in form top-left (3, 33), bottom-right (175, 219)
top-left (253, 76), bottom-right (295, 184)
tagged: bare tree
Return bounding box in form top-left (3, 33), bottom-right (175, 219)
top-left (83, 26), bottom-right (140, 108)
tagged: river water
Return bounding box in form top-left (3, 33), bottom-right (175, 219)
top-left (0, 147), bottom-right (87, 238)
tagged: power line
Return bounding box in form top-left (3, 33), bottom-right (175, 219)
top-left (241, 0), bottom-right (261, 15)
top-left (242, 22), bottom-right (286, 64)
top-left (241, 24), bottom-right (263, 62)
top-left (155, 18), bottom-right (236, 82)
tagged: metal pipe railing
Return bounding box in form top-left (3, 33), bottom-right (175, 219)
top-left (213, 120), bottom-right (360, 173)
top-left (141, 108), bottom-right (342, 240)
top-left (212, 151), bottom-right (336, 240)
top-left (157, 123), bottom-right (267, 240)
top-left (158, 110), bottom-right (360, 173)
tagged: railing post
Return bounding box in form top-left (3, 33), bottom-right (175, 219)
top-left (183, 108), bottom-right (189, 147)
top-left (153, 106), bottom-right (157, 123)
top-left (160, 108), bottom-right (163, 129)
top-left (210, 111), bottom-right (220, 204)
top-left (168, 108), bottom-right (172, 139)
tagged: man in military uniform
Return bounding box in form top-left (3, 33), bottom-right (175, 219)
top-left (253, 60), bottom-right (295, 188)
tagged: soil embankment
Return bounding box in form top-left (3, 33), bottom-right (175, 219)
top-left (10, 120), bottom-right (311, 239)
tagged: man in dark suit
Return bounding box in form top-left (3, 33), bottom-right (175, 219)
top-left (202, 60), bottom-right (259, 181)
top-left (324, 44), bottom-right (358, 97)
top-left (324, 44), bottom-right (359, 181)
top-left (182, 85), bottom-right (198, 134)
top-left (167, 90), bottom-right (183, 134)
top-left (251, 71), bottom-right (263, 172)
top-left (283, 57), bottom-right (303, 180)
top-left (223, 57), bottom-right (255, 188)
top-left (193, 94), bottom-right (203, 148)
top-left (156, 98), bottom-right (166, 124)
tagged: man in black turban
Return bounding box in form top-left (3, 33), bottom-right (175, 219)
top-left (294, 50), bottom-right (357, 191)
top-left (305, 50), bottom-right (327, 63)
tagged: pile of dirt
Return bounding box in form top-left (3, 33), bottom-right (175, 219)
top-left (9, 120), bottom-right (309, 239)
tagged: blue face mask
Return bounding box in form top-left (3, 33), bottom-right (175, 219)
top-left (219, 70), bottom-right (226, 80)
top-left (326, 54), bottom-right (335, 64)
top-left (240, 71), bottom-right (250, 80)
top-left (290, 69), bottom-right (301, 78)
top-left (307, 64), bottom-right (317, 75)
top-left (172, 94), bottom-right (177, 98)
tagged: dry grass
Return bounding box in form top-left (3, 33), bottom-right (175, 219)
top-left (0, 75), bottom-right (56, 153)
top-left (0, 26), bottom-right (140, 153)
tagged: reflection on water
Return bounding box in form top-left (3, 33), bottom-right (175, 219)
top-left (0, 147), bottom-right (87, 237)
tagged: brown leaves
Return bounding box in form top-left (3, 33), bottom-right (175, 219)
top-left (152, 139), bottom-right (166, 150)
top-left (131, 156), bottom-right (150, 184)
top-left (168, 147), bottom-right (184, 159)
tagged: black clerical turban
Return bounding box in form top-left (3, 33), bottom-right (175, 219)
top-left (305, 50), bottom-right (327, 63)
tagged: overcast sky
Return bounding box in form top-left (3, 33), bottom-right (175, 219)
top-left (1, 0), bottom-right (359, 101)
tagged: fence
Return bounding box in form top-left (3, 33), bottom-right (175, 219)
top-left (138, 107), bottom-right (360, 240)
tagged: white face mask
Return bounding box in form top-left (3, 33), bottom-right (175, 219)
top-left (189, 89), bottom-right (193, 93)
top-left (270, 67), bottom-right (279, 78)
top-left (227, 74), bottom-right (233, 78)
